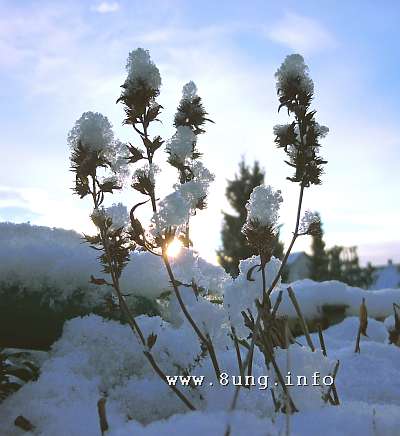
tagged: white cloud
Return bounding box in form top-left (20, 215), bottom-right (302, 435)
top-left (267, 12), bottom-right (335, 54)
top-left (92, 2), bottom-right (120, 13)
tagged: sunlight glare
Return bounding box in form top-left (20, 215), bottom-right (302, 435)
top-left (166, 238), bottom-right (183, 258)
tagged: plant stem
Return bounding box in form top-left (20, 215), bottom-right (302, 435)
top-left (162, 249), bottom-right (221, 379)
top-left (317, 324), bottom-right (327, 357)
top-left (287, 286), bottom-right (314, 352)
top-left (90, 176), bottom-right (195, 411)
top-left (227, 182), bottom-right (305, 418)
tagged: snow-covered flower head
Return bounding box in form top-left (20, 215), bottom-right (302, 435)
top-left (275, 54), bottom-right (314, 97)
top-left (242, 185), bottom-right (283, 264)
top-left (273, 55), bottom-right (328, 186)
top-left (300, 210), bottom-right (321, 235)
top-left (182, 81), bottom-right (198, 100)
top-left (131, 163), bottom-right (160, 196)
top-left (151, 191), bottom-right (191, 236)
top-left (104, 203), bottom-right (129, 230)
top-left (245, 185), bottom-right (283, 227)
top-left (132, 164), bottom-right (159, 187)
top-left (109, 139), bottom-right (130, 180)
top-left (175, 161), bottom-right (215, 210)
top-left (68, 112), bottom-right (114, 153)
top-left (174, 81), bottom-right (211, 134)
top-left (125, 48), bottom-right (161, 93)
top-left (166, 126), bottom-right (196, 163)
top-left (91, 203), bottom-right (129, 231)
top-left (68, 112), bottom-right (129, 192)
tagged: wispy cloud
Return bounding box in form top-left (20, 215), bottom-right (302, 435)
top-left (267, 12), bottom-right (336, 54)
top-left (92, 2), bottom-right (120, 14)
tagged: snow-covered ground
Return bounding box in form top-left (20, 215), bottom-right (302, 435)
top-left (1, 223), bottom-right (400, 435)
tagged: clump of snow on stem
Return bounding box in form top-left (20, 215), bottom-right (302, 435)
top-left (132, 163), bottom-right (160, 187)
top-left (91, 204), bottom-right (129, 231)
top-left (167, 126), bottom-right (196, 163)
top-left (68, 111), bottom-right (114, 153)
top-left (151, 162), bottom-right (214, 235)
top-left (175, 161), bottom-right (214, 207)
top-left (182, 80), bottom-right (198, 99)
top-left (105, 202), bottom-right (129, 230)
top-left (244, 185), bottom-right (283, 228)
top-left (275, 53), bottom-right (314, 95)
top-left (151, 191), bottom-right (191, 235)
top-left (68, 111), bottom-right (129, 179)
top-left (299, 210), bottom-right (320, 233)
top-left (223, 256), bottom-right (282, 337)
top-left (124, 48), bottom-right (161, 92)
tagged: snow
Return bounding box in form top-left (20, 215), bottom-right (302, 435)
top-left (371, 262), bottom-right (400, 290)
top-left (124, 48), bottom-right (161, 92)
top-left (167, 126), bottom-right (196, 163)
top-left (68, 111), bottom-right (114, 153)
top-left (287, 252), bottom-right (305, 265)
top-left (275, 53), bottom-right (314, 95)
top-left (244, 185), bottom-right (283, 227)
top-left (92, 203), bottom-right (129, 230)
top-left (2, 223), bottom-right (400, 435)
top-left (299, 210), bottom-right (319, 234)
top-left (182, 81), bottom-right (197, 100)
top-left (273, 279), bottom-right (400, 321)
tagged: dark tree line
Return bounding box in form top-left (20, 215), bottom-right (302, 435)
top-left (309, 215), bottom-right (375, 288)
top-left (218, 160), bottom-right (374, 288)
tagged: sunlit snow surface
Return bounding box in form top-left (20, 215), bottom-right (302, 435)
top-left (1, 223), bottom-right (400, 435)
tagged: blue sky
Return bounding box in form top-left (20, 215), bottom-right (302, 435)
top-left (1, 0), bottom-right (399, 266)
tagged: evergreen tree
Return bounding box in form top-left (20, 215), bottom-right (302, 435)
top-left (327, 246), bottom-right (375, 288)
top-left (217, 159), bottom-right (284, 277)
top-left (309, 212), bottom-right (329, 281)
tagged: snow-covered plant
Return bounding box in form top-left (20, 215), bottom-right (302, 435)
top-left (225, 54), bottom-right (330, 421)
top-left (69, 112), bottom-right (129, 197)
top-left (69, 48), bottom-right (224, 413)
top-left (242, 185), bottom-right (283, 266)
top-left (165, 82), bottom-right (214, 246)
top-left (69, 49), bottom-right (334, 428)
top-left (274, 54), bottom-right (328, 186)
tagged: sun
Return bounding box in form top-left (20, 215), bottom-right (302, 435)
top-left (166, 239), bottom-right (183, 258)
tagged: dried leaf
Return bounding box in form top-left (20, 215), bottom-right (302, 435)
top-left (359, 298), bottom-right (368, 337)
top-left (147, 333), bottom-right (158, 350)
top-left (90, 275), bottom-right (108, 286)
top-left (246, 263), bottom-right (261, 282)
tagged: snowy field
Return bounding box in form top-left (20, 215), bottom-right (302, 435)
top-left (1, 223), bottom-right (400, 435)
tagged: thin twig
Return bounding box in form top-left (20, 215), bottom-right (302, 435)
top-left (272, 290), bottom-right (284, 317)
top-left (144, 351), bottom-right (196, 410)
top-left (97, 398), bottom-right (109, 435)
top-left (163, 249), bottom-right (221, 379)
top-left (323, 360), bottom-right (340, 405)
top-left (317, 324), bottom-right (327, 357)
top-left (90, 175), bottom-right (195, 411)
top-left (231, 326), bottom-right (244, 380)
top-left (287, 286), bottom-right (315, 352)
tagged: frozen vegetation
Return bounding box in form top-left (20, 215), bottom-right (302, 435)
top-left (1, 223), bottom-right (400, 435)
top-left (1, 49), bottom-right (399, 436)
